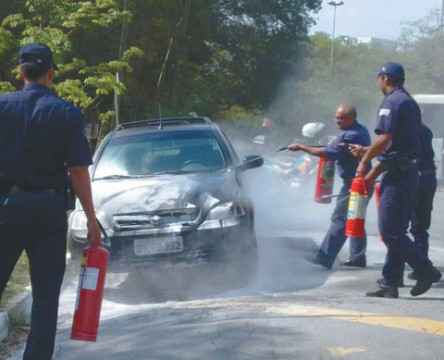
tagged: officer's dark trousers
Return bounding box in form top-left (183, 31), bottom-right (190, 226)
top-left (0, 191), bottom-right (67, 360)
top-left (409, 174), bottom-right (437, 257)
top-left (379, 169), bottom-right (431, 285)
top-left (319, 179), bottom-right (369, 267)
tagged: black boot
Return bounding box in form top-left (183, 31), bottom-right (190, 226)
top-left (407, 271), bottom-right (418, 281)
top-left (366, 284), bottom-right (399, 299)
top-left (376, 277), bottom-right (404, 288)
top-left (411, 265), bottom-right (442, 297)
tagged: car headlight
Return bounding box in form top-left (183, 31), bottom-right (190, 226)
top-left (70, 211), bottom-right (108, 240)
top-left (206, 200), bottom-right (246, 220)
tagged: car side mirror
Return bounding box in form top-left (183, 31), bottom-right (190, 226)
top-left (236, 155), bottom-right (264, 173)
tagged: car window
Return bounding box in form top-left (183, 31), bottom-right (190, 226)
top-left (93, 130), bottom-right (227, 179)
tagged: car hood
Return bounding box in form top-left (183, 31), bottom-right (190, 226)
top-left (91, 170), bottom-right (240, 215)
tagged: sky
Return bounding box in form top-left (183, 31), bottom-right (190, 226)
top-left (310, 0), bottom-right (444, 40)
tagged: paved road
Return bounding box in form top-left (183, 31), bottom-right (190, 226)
top-left (6, 177), bottom-right (444, 360)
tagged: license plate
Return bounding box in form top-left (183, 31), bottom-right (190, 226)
top-left (134, 235), bottom-right (184, 256)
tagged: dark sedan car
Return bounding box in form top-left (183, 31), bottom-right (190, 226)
top-left (67, 117), bottom-right (263, 277)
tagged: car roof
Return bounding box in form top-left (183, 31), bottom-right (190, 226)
top-left (108, 117), bottom-right (219, 139)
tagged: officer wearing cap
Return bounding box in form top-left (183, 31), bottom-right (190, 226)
top-left (0, 43), bottom-right (101, 359)
top-left (357, 61), bottom-right (441, 298)
top-left (288, 104), bottom-right (372, 269)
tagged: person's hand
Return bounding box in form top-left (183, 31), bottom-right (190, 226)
top-left (349, 144), bottom-right (365, 158)
top-left (87, 219), bottom-right (102, 247)
top-left (287, 143), bottom-right (302, 151)
top-left (355, 161), bottom-right (367, 178)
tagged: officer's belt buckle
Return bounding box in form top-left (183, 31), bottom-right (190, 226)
top-left (9, 185), bottom-right (23, 194)
top-left (418, 169), bottom-right (436, 176)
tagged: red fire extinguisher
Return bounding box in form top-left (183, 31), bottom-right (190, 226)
top-left (374, 182), bottom-right (383, 241)
top-left (314, 157), bottom-right (336, 204)
top-left (374, 182), bottom-right (381, 210)
top-left (345, 177), bottom-right (369, 238)
top-left (71, 244), bottom-right (109, 342)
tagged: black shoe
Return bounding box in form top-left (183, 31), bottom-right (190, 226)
top-left (341, 259), bottom-right (366, 268)
top-left (376, 277), bottom-right (404, 288)
top-left (407, 271), bottom-right (418, 281)
top-left (411, 265), bottom-right (442, 297)
top-left (304, 253), bottom-right (332, 270)
top-left (366, 284), bottom-right (399, 298)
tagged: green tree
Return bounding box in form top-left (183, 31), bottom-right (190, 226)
top-left (0, 0), bottom-right (142, 130)
top-left (270, 32), bottom-right (398, 136)
top-left (118, 0), bottom-right (322, 119)
top-left (398, 8), bottom-right (444, 94)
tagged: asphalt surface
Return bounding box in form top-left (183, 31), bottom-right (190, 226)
top-left (2, 173), bottom-right (444, 359)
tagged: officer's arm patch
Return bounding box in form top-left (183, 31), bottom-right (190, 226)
top-left (378, 108), bottom-right (390, 116)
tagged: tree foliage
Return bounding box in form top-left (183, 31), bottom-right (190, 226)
top-left (0, 0), bottom-right (141, 128)
top-left (398, 9), bottom-right (444, 94)
top-left (1, 1), bottom-right (443, 138)
top-left (118, 0), bottom-right (322, 119)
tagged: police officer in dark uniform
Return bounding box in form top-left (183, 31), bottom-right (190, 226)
top-left (407, 123), bottom-right (437, 280)
top-left (288, 104), bottom-right (372, 269)
top-left (0, 43), bottom-right (101, 359)
top-left (357, 62), bottom-right (441, 298)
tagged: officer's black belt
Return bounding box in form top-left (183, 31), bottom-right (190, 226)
top-left (418, 169), bottom-right (436, 176)
top-left (0, 185), bottom-right (63, 196)
top-left (382, 157), bottom-right (417, 173)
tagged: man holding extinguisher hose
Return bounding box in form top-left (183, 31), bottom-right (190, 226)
top-left (0, 43), bottom-right (101, 359)
top-left (288, 104), bottom-right (372, 270)
top-left (355, 61), bottom-right (441, 299)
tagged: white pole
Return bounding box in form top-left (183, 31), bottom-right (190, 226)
top-left (328, 1), bottom-right (344, 71)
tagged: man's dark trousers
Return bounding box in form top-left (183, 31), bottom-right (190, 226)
top-left (410, 173), bottom-right (437, 256)
top-left (0, 191), bottom-right (67, 360)
top-left (379, 169), bottom-right (432, 286)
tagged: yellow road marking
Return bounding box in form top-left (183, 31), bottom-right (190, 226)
top-left (178, 301), bottom-right (444, 337)
top-left (328, 347), bottom-right (365, 356)
top-left (267, 305), bottom-right (444, 337)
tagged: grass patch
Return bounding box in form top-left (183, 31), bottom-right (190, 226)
top-left (8, 312), bottom-right (29, 330)
top-left (0, 254), bottom-right (30, 308)
top-left (0, 313), bottom-right (29, 358)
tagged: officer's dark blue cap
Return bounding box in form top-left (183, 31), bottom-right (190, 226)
top-left (18, 43), bottom-right (58, 70)
top-left (377, 62), bottom-right (404, 79)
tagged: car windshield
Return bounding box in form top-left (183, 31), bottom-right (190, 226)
top-left (93, 130), bottom-right (227, 179)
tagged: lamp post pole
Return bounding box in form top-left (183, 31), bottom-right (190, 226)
top-left (328, 1), bottom-right (344, 71)
top-left (441, 0), bottom-right (444, 27)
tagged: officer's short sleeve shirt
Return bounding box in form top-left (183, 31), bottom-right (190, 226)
top-left (323, 121), bottom-right (372, 179)
top-left (0, 83), bottom-right (93, 189)
top-left (375, 87), bottom-right (421, 160)
top-left (419, 124), bottom-right (435, 170)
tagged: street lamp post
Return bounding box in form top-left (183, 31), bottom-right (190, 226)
top-left (328, 1), bottom-right (344, 71)
top-left (441, 0), bottom-right (444, 27)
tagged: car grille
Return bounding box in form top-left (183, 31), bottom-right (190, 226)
top-left (112, 208), bottom-right (199, 230)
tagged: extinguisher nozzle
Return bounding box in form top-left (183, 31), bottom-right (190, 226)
top-left (276, 146), bottom-right (288, 152)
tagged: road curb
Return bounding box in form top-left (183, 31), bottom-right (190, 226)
top-left (0, 289), bottom-right (32, 342)
top-left (0, 312), bottom-right (9, 341)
